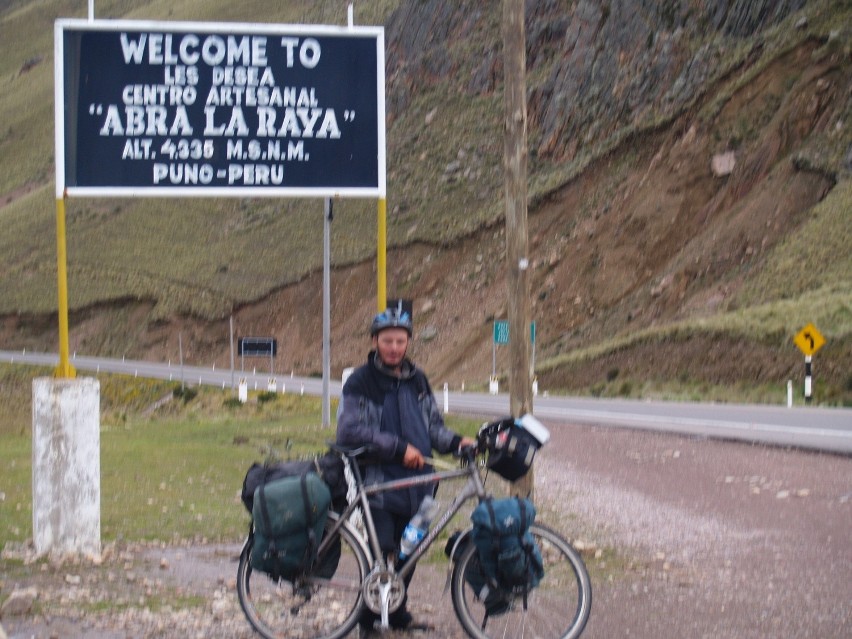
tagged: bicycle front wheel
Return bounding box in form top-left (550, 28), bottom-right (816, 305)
top-left (237, 512), bottom-right (369, 639)
top-left (451, 523), bottom-right (592, 639)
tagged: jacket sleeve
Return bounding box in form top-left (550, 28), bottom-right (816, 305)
top-left (336, 386), bottom-right (407, 462)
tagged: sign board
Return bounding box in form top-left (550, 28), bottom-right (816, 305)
top-left (55, 19), bottom-right (386, 198)
top-left (493, 320), bottom-right (535, 344)
top-left (793, 323), bottom-right (825, 356)
top-left (238, 336), bottom-right (277, 357)
top-left (494, 320), bottom-right (509, 345)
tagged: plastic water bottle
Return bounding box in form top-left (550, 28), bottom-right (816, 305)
top-left (398, 496), bottom-right (439, 561)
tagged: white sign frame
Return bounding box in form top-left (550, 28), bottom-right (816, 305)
top-left (55, 18), bottom-right (386, 199)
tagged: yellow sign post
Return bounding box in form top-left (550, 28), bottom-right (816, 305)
top-left (54, 197), bottom-right (76, 378)
top-left (793, 323), bottom-right (825, 404)
top-left (377, 198), bottom-right (387, 312)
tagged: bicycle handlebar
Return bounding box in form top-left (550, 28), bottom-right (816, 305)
top-left (454, 444), bottom-right (479, 464)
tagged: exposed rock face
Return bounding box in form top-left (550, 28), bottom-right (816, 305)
top-left (709, 0), bottom-right (809, 36)
top-left (385, 0), bottom-right (809, 162)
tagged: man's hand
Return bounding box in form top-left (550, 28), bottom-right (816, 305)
top-left (402, 444), bottom-right (425, 469)
top-left (458, 436), bottom-right (476, 450)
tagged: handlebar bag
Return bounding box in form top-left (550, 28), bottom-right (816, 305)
top-left (485, 421), bottom-right (541, 481)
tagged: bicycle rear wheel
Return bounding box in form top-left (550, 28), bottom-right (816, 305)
top-left (237, 512), bottom-right (369, 639)
top-left (451, 523), bottom-right (592, 639)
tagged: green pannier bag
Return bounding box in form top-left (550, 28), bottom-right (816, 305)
top-left (251, 472), bottom-right (332, 581)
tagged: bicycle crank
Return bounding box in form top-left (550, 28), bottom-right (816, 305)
top-left (362, 569), bottom-right (405, 621)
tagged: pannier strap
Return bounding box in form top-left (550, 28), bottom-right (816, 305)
top-left (484, 497), bottom-right (532, 598)
top-left (257, 480), bottom-right (275, 554)
top-left (300, 471), bottom-right (317, 560)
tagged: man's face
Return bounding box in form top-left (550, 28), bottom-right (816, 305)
top-left (373, 327), bottom-right (410, 370)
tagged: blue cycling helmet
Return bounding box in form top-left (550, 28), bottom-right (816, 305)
top-left (370, 306), bottom-right (413, 336)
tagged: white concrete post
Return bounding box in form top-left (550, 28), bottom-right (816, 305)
top-left (32, 377), bottom-right (101, 559)
top-left (489, 376), bottom-right (499, 395)
top-left (443, 382), bottom-right (449, 414)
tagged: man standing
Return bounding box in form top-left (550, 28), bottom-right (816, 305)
top-left (336, 305), bottom-right (474, 634)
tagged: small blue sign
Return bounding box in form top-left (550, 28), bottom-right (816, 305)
top-left (493, 320), bottom-right (535, 344)
top-left (493, 320), bottom-right (509, 345)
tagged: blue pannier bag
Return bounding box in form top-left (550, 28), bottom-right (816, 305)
top-left (470, 497), bottom-right (545, 615)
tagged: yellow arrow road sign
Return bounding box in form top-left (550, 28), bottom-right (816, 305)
top-left (793, 323), bottom-right (825, 356)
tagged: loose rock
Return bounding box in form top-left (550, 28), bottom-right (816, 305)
top-left (0, 587), bottom-right (38, 617)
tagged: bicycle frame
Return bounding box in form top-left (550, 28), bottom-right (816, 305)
top-left (318, 449), bottom-right (488, 583)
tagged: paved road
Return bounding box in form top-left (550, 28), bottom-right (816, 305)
top-left (3, 350), bottom-right (850, 453)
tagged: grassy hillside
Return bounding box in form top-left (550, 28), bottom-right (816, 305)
top-left (0, 0), bottom-right (398, 317)
top-left (0, 0), bottom-right (849, 403)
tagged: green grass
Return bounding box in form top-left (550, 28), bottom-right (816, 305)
top-left (0, 435), bottom-right (30, 542)
top-left (735, 180), bottom-right (852, 306)
top-left (99, 407), bottom-right (327, 542)
top-left (79, 591), bottom-right (206, 615)
top-left (538, 283), bottom-right (851, 372)
top-left (586, 376), bottom-right (839, 405)
top-left (0, 363), bottom-right (483, 549)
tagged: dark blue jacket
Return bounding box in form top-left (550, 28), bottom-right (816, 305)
top-left (336, 351), bottom-right (461, 516)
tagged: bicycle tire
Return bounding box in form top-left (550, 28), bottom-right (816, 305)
top-left (451, 523), bottom-right (592, 639)
top-left (237, 512), bottom-right (369, 639)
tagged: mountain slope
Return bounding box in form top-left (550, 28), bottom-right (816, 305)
top-left (0, 0), bottom-right (849, 403)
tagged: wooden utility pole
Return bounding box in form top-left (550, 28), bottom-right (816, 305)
top-left (502, 0), bottom-right (534, 497)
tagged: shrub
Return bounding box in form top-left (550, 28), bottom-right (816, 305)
top-left (223, 397), bottom-right (243, 409)
top-left (173, 385), bottom-right (198, 403)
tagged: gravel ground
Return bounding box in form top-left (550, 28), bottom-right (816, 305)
top-left (2, 421), bottom-right (850, 638)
